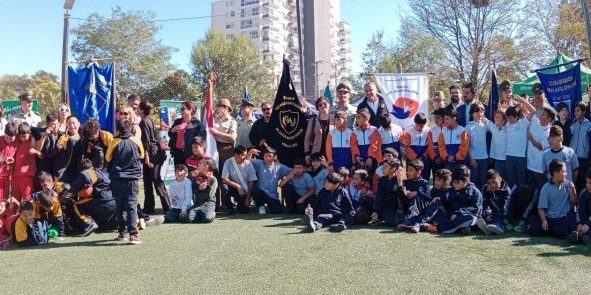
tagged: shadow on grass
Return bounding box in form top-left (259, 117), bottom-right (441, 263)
top-left (8, 238), bottom-right (122, 251)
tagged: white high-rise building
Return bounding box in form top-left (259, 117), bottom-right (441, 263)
top-left (211, 0), bottom-right (351, 100)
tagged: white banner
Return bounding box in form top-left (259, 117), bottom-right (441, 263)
top-left (374, 73), bottom-right (429, 128)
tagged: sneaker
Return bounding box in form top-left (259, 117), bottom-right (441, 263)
top-left (302, 213), bottom-right (316, 233)
top-left (129, 235), bottom-right (142, 245)
top-left (513, 220), bottom-right (526, 233)
top-left (504, 219), bottom-right (514, 231)
top-left (567, 231), bottom-right (580, 244)
top-left (476, 218), bottom-right (490, 235)
top-left (329, 223), bottom-right (347, 232)
top-left (138, 218), bottom-right (147, 230)
top-left (485, 224), bottom-right (504, 235)
top-left (146, 215), bottom-right (165, 226)
top-left (426, 225), bottom-right (438, 233)
top-left (258, 206), bottom-right (267, 215)
top-left (581, 234), bottom-right (591, 245)
top-left (115, 232), bottom-right (128, 242)
top-left (80, 222), bottom-right (99, 237)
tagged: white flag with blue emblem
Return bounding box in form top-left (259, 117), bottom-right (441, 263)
top-left (373, 73), bottom-right (429, 128)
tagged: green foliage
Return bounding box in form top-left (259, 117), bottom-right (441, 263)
top-left (191, 30), bottom-right (275, 108)
top-left (0, 71), bottom-right (61, 120)
top-left (70, 6), bottom-right (177, 96)
top-left (144, 70), bottom-right (201, 105)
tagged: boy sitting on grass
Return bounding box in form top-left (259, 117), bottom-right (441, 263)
top-left (428, 165), bottom-right (483, 234)
top-left (371, 158), bottom-right (405, 227)
top-left (280, 158), bottom-right (316, 214)
top-left (399, 159), bottom-right (430, 223)
top-left (189, 159), bottom-right (218, 223)
top-left (31, 172), bottom-right (66, 240)
top-left (529, 159), bottom-right (577, 240)
top-left (348, 169), bottom-right (374, 225)
top-left (302, 172), bottom-right (355, 233)
top-left (165, 164), bottom-right (193, 223)
top-left (476, 169), bottom-right (510, 235)
top-left (0, 198), bottom-right (19, 248)
top-left (12, 201), bottom-right (48, 247)
top-left (569, 168), bottom-right (591, 244)
top-left (309, 153), bottom-right (329, 196)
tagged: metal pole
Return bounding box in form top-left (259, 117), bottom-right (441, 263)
top-left (61, 10), bottom-right (70, 104)
top-left (315, 61), bottom-right (318, 97)
top-left (582, 0), bottom-right (591, 63)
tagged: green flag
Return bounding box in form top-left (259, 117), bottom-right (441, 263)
top-left (323, 83), bottom-right (333, 106)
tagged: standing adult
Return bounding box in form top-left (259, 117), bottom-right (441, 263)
top-left (249, 101), bottom-right (273, 151)
top-left (456, 82), bottom-right (476, 127)
top-left (330, 82), bottom-right (356, 128)
top-left (305, 96), bottom-right (332, 164)
top-left (357, 82), bottom-right (388, 128)
top-left (432, 91), bottom-right (445, 110)
top-left (0, 104), bottom-right (7, 136)
top-left (9, 91), bottom-right (41, 128)
top-left (211, 98), bottom-right (238, 172)
top-left (168, 101), bottom-right (205, 166)
top-left (445, 84), bottom-right (463, 112)
top-left (236, 100), bottom-right (256, 149)
top-left (532, 83), bottom-right (545, 117)
top-left (139, 101), bottom-right (171, 214)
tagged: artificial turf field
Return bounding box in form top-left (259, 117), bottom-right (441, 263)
top-left (2, 212), bottom-right (591, 294)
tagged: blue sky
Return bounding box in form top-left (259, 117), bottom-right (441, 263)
top-left (0, 0), bottom-right (406, 77)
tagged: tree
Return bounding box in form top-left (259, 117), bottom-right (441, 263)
top-left (190, 30), bottom-right (274, 107)
top-left (144, 70), bottom-right (201, 105)
top-left (361, 29), bottom-right (390, 74)
top-left (0, 71), bottom-right (61, 120)
top-left (71, 7), bottom-right (177, 96)
top-left (406, 0), bottom-right (529, 93)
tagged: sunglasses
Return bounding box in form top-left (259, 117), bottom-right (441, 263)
top-left (59, 108), bottom-right (70, 113)
top-left (120, 112), bottom-right (129, 115)
top-left (262, 108), bottom-right (271, 111)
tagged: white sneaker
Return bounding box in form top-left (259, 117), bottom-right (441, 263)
top-left (258, 206), bottom-right (267, 215)
top-left (475, 218), bottom-right (490, 235)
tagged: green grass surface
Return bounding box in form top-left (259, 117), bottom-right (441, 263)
top-left (2, 214), bottom-right (591, 294)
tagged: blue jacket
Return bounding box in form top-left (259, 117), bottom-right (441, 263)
top-left (105, 132), bottom-right (144, 180)
top-left (482, 180), bottom-right (510, 219)
top-left (374, 176), bottom-right (405, 214)
top-left (442, 183), bottom-right (483, 217)
top-left (578, 188), bottom-right (591, 227)
top-left (314, 186), bottom-right (355, 216)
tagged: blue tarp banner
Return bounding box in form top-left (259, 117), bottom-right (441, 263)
top-left (535, 61), bottom-right (582, 114)
top-left (68, 63), bottom-right (115, 133)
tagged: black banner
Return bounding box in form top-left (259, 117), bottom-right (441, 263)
top-left (268, 59), bottom-right (307, 167)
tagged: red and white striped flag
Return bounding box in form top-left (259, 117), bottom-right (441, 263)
top-left (204, 74), bottom-right (219, 165)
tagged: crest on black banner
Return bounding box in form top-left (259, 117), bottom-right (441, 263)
top-left (280, 109), bottom-right (299, 135)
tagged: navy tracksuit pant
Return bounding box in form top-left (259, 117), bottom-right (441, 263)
top-left (528, 211), bottom-right (577, 239)
top-left (111, 179), bottom-right (139, 235)
top-left (251, 186), bottom-right (282, 214)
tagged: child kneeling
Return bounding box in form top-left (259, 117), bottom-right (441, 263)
top-left (302, 172), bottom-right (355, 233)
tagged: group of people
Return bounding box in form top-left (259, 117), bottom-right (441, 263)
top-left (2, 77), bottom-right (591, 249)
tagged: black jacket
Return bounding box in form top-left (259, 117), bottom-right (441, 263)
top-left (168, 118), bottom-right (206, 159)
top-left (356, 94), bottom-right (389, 127)
top-left (106, 132), bottom-right (144, 180)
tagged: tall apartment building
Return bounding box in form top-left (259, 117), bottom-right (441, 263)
top-left (211, 0), bottom-right (351, 100)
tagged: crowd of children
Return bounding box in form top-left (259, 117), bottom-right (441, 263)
top-left (4, 80), bottom-right (591, 249)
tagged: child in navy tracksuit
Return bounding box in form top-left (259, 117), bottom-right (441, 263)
top-left (504, 184), bottom-right (535, 233)
top-left (348, 169), bottom-right (374, 224)
top-left (399, 168), bottom-right (450, 233)
top-left (476, 169), bottom-right (510, 235)
top-left (302, 172), bottom-right (355, 233)
top-left (428, 165), bottom-right (483, 234)
top-left (569, 168), bottom-right (591, 244)
top-left (371, 158), bottom-right (405, 227)
top-left (399, 159), bottom-right (430, 225)
top-left (105, 119), bottom-right (145, 245)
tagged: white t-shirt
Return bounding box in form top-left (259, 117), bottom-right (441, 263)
top-left (466, 120), bottom-right (488, 160)
top-left (486, 121), bottom-right (507, 161)
top-left (505, 117), bottom-right (530, 157)
top-left (526, 116), bottom-right (551, 173)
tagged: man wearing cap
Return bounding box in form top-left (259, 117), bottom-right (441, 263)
top-left (432, 91), bottom-right (445, 110)
top-left (532, 83), bottom-right (545, 117)
top-left (357, 82), bottom-right (389, 128)
top-left (498, 80), bottom-right (514, 113)
top-left (330, 82), bottom-right (356, 128)
top-left (211, 98), bottom-right (237, 170)
top-left (9, 91), bottom-right (41, 128)
top-left (236, 99), bottom-right (256, 149)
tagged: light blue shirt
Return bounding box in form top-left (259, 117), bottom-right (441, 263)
top-left (505, 117), bottom-right (530, 157)
top-left (543, 147), bottom-right (579, 182)
top-left (290, 173), bottom-right (316, 196)
top-left (570, 118), bottom-right (591, 159)
top-left (311, 168), bottom-right (328, 195)
top-left (466, 120), bottom-right (488, 160)
top-left (251, 159), bottom-right (291, 199)
top-left (539, 181), bottom-right (572, 219)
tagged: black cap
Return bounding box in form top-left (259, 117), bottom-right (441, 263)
top-left (336, 82), bottom-right (351, 93)
top-left (240, 100), bottom-right (255, 108)
top-left (19, 90), bottom-right (34, 102)
top-left (533, 83), bottom-right (544, 95)
top-left (499, 80), bottom-right (511, 91)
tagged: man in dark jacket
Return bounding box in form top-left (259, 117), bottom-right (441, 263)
top-left (249, 101), bottom-right (273, 152)
top-left (356, 82), bottom-right (389, 127)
